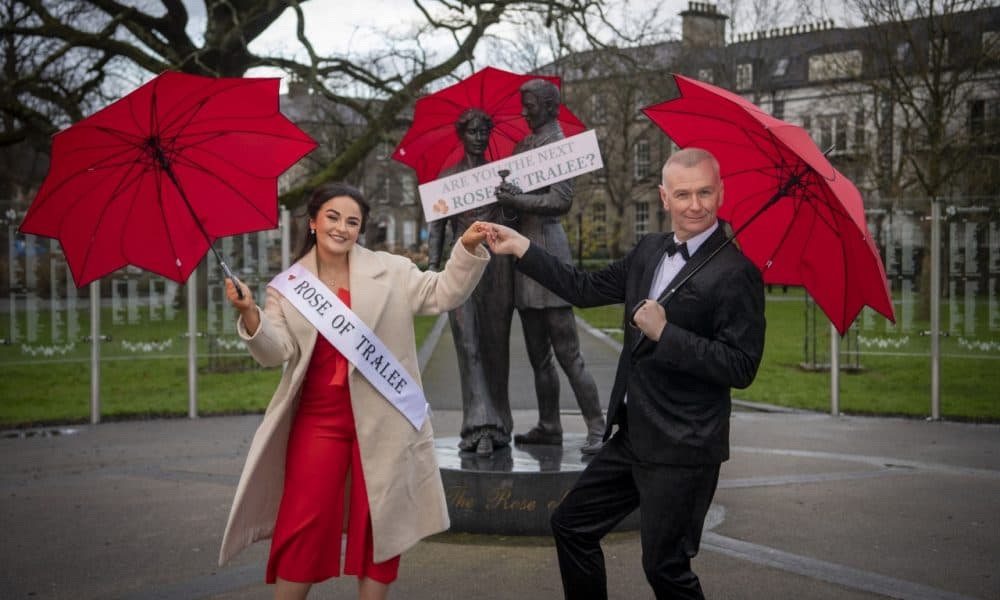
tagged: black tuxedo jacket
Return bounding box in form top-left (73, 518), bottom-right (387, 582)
top-left (516, 222), bottom-right (766, 465)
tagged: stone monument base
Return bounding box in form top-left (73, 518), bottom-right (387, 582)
top-left (435, 433), bottom-right (640, 535)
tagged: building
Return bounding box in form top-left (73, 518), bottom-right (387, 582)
top-left (279, 81), bottom-right (425, 260)
top-left (543, 2), bottom-right (1000, 258)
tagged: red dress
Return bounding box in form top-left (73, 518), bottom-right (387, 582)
top-left (266, 289), bottom-right (400, 584)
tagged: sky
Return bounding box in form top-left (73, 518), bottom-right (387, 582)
top-left (171, 0), bottom-right (844, 90)
top-left (245, 0), bottom-right (690, 56)
top-left (239, 0), bottom-right (693, 85)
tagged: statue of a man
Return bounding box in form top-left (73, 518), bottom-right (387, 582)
top-left (494, 79), bottom-right (606, 454)
top-left (427, 108), bottom-right (515, 456)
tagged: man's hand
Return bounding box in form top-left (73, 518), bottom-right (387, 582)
top-left (633, 299), bottom-right (667, 341)
top-left (484, 223), bottom-right (530, 257)
top-left (494, 181), bottom-right (523, 206)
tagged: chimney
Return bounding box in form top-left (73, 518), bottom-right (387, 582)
top-left (680, 2), bottom-right (729, 48)
top-left (287, 79), bottom-right (309, 98)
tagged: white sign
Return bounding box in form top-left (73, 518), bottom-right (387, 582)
top-left (418, 129), bottom-right (603, 222)
top-left (270, 264), bottom-right (429, 430)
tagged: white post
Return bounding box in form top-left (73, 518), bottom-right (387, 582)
top-left (187, 272), bottom-right (198, 418)
top-left (281, 205), bottom-right (291, 270)
top-left (830, 322), bottom-right (840, 416)
top-left (89, 280), bottom-right (100, 424)
top-left (929, 199), bottom-right (941, 420)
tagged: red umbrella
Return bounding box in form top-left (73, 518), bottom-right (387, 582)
top-left (642, 74), bottom-right (894, 335)
top-left (19, 71), bottom-right (317, 292)
top-left (391, 66), bottom-right (586, 183)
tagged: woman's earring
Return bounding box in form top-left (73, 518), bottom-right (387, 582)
top-left (310, 228), bottom-right (315, 235)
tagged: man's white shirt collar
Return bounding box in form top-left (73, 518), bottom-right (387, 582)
top-left (677, 221), bottom-right (719, 258)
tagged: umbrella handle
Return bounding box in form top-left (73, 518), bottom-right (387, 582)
top-left (219, 261), bottom-right (245, 300)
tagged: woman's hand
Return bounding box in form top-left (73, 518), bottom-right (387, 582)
top-left (225, 278), bottom-right (260, 335)
top-left (459, 221), bottom-right (491, 254)
top-left (483, 223), bottom-right (530, 258)
top-left (225, 278), bottom-right (254, 311)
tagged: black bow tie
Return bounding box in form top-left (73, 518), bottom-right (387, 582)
top-left (666, 238), bottom-right (689, 260)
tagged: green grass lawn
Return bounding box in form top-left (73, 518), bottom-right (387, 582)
top-left (574, 291), bottom-right (999, 421)
top-left (2, 297), bottom-right (997, 427)
top-left (0, 313), bottom-right (442, 428)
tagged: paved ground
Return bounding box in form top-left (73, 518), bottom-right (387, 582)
top-left (1, 314), bottom-right (998, 599)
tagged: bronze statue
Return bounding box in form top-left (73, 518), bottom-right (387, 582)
top-left (427, 108), bottom-right (515, 456)
top-left (494, 79), bottom-right (606, 454)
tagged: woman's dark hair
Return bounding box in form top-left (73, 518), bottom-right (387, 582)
top-left (293, 182), bottom-right (371, 262)
top-left (454, 107), bottom-right (494, 135)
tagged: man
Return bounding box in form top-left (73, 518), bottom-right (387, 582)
top-left (494, 79), bottom-right (606, 454)
top-left (487, 148), bottom-right (766, 599)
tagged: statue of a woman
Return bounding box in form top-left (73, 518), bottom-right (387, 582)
top-left (426, 108), bottom-right (515, 456)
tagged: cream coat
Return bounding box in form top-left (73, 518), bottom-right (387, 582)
top-left (219, 241), bottom-right (489, 566)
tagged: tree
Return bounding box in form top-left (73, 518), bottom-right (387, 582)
top-left (1, 0), bottom-right (611, 208)
top-left (847, 0), bottom-right (1000, 199)
top-left (559, 45), bottom-right (676, 256)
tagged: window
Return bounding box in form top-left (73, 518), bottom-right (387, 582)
top-left (968, 98), bottom-right (1000, 152)
top-left (983, 31), bottom-right (1000, 60)
top-left (854, 109), bottom-right (866, 148)
top-left (697, 68), bottom-right (714, 83)
top-left (896, 42), bottom-right (911, 62)
top-left (400, 174), bottom-right (416, 205)
top-left (380, 176), bottom-right (392, 204)
top-left (970, 99), bottom-right (985, 135)
top-left (969, 98), bottom-right (1000, 137)
top-left (835, 114), bottom-right (848, 151)
top-left (773, 58), bottom-right (789, 77)
top-left (633, 139), bottom-right (651, 180)
top-left (772, 99), bottom-right (785, 120)
top-left (633, 90), bottom-right (649, 120)
top-left (591, 93), bottom-right (608, 124)
top-left (808, 50), bottom-right (862, 81)
top-left (590, 203), bottom-right (607, 239)
top-left (817, 114), bottom-right (848, 152)
top-left (402, 220), bottom-right (416, 247)
top-left (736, 63), bottom-right (753, 90)
top-left (634, 202), bottom-right (649, 243)
top-left (930, 37), bottom-right (949, 66)
top-left (818, 115), bottom-right (833, 150)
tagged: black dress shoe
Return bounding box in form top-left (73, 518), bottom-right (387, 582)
top-left (514, 426), bottom-right (563, 445)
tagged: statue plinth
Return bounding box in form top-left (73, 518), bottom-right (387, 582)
top-left (436, 434), bottom-right (640, 535)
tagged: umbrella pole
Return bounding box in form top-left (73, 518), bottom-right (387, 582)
top-left (161, 166), bottom-right (245, 300)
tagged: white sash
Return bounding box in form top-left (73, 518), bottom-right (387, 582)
top-left (269, 263), bottom-right (428, 430)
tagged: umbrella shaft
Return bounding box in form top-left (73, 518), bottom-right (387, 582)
top-left (162, 165), bottom-right (244, 300)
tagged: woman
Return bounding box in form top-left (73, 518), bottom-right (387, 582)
top-left (426, 107), bottom-right (515, 456)
top-left (218, 182), bottom-right (491, 600)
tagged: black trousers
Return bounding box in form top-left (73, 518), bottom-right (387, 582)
top-left (550, 430), bottom-right (720, 600)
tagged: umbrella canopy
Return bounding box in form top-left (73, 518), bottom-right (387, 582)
top-left (392, 66), bottom-right (586, 183)
top-left (642, 73), bottom-right (895, 335)
top-left (20, 71), bottom-right (317, 287)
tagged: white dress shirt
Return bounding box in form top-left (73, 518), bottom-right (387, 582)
top-left (648, 221), bottom-right (719, 300)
